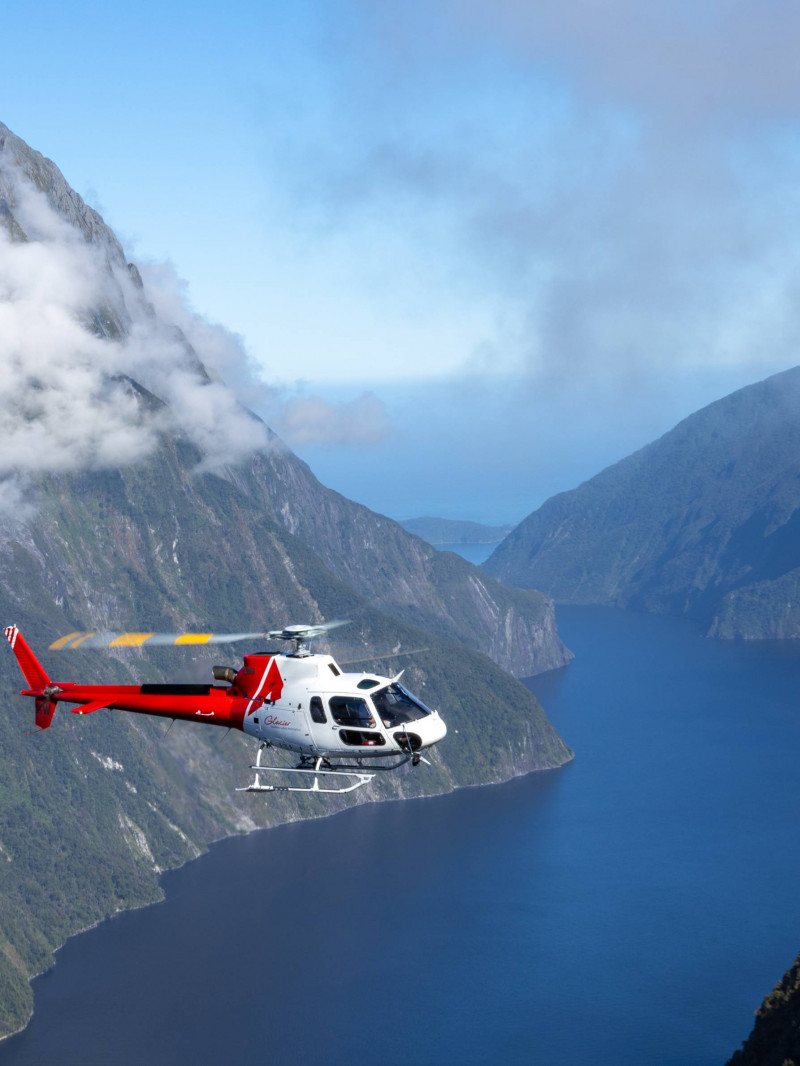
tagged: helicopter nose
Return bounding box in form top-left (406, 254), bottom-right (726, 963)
top-left (393, 713), bottom-right (446, 754)
top-left (422, 712), bottom-right (447, 747)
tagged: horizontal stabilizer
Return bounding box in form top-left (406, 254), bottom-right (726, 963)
top-left (70, 700), bottom-right (114, 716)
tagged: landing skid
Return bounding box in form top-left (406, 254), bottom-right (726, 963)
top-left (236, 746), bottom-right (413, 795)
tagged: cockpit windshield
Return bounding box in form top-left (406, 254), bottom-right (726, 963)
top-left (371, 683), bottom-right (432, 728)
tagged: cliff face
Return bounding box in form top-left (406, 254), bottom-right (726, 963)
top-left (484, 366), bottom-right (800, 639)
top-left (0, 118), bottom-right (570, 681)
top-left (230, 451), bottom-right (572, 677)
top-left (0, 123), bottom-right (573, 1037)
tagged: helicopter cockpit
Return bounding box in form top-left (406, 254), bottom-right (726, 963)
top-left (311, 677), bottom-right (435, 749)
top-left (370, 682), bottom-right (433, 728)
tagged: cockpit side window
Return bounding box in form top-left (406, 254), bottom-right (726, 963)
top-left (328, 696), bottom-right (375, 727)
top-left (372, 683), bottom-right (432, 728)
top-left (310, 696), bottom-right (326, 724)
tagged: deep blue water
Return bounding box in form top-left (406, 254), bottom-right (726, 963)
top-left (3, 606), bottom-right (800, 1065)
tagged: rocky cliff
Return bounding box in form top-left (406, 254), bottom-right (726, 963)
top-left (0, 123), bottom-right (573, 1037)
top-left (485, 366), bottom-right (800, 639)
top-left (728, 952), bottom-right (800, 1066)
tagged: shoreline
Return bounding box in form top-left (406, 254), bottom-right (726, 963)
top-left (0, 742), bottom-right (573, 1046)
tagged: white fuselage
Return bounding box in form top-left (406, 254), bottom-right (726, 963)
top-left (239, 652), bottom-right (446, 760)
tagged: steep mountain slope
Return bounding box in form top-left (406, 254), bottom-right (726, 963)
top-left (0, 119), bottom-right (569, 680)
top-left (0, 124), bottom-right (573, 1036)
top-left (239, 452), bottom-right (570, 675)
top-left (485, 366), bottom-right (800, 638)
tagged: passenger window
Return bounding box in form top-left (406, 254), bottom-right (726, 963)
top-left (310, 697), bottom-right (326, 724)
top-left (328, 696), bottom-right (375, 727)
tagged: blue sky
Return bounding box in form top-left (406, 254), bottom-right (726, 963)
top-left (3, 1), bottom-right (800, 523)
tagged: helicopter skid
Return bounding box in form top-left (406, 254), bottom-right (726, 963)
top-left (237, 745), bottom-right (418, 794)
top-left (237, 762), bottom-right (374, 795)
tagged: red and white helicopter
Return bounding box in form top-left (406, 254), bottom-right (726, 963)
top-left (3, 622), bottom-right (447, 794)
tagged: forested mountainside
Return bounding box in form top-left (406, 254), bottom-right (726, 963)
top-left (485, 366), bottom-right (800, 639)
top-left (232, 452), bottom-right (570, 676)
top-left (727, 952), bottom-right (800, 1066)
top-left (0, 124), bottom-right (573, 1036)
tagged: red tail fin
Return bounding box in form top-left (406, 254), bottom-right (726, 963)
top-left (34, 698), bottom-right (56, 730)
top-left (3, 625), bottom-right (51, 690)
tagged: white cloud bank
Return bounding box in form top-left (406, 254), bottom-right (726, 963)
top-left (0, 152), bottom-right (390, 519)
top-left (272, 391), bottom-right (390, 446)
top-left (255, 0), bottom-right (800, 396)
top-left (0, 170), bottom-right (269, 479)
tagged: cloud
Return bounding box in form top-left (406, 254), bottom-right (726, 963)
top-left (470, 1), bottom-right (800, 123)
top-left (360, 0), bottom-right (800, 125)
top-left (272, 391), bottom-right (391, 447)
top-left (0, 156), bottom-right (278, 518)
top-left (257, 0), bottom-right (800, 394)
top-left (0, 135), bottom-right (400, 522)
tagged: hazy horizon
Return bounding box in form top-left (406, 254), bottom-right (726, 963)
top-left (287, 360), bottom-right (793, 526)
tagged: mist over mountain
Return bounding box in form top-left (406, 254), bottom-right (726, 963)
top-left (485, 366), bottom-right (800, 639)
top-left (0, 123), bottom-right (573, 1036)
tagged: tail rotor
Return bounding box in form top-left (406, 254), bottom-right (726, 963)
top-left (4, 625), bottom-right (60, 731)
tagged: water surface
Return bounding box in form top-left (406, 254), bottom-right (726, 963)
top-left (437, 542), bottom-right (498, 565)
top-left (3, 606), bottom-right (800, 1065)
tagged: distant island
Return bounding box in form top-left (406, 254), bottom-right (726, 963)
top-left (401, 516), bottom-right (513, 546)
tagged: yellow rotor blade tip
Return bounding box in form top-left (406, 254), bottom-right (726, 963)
top-left (109, 633), bottom-right (155, 647)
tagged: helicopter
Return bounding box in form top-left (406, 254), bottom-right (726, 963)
top-left (2, 621), bottom-right (447, 795)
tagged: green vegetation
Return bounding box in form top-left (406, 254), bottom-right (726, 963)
top-left (728, 952), bottom-right (800, 1066)
top-left (0, 119), bottom-right (574, 1040)
top-left (0, 439), bottom-right (573, 1039)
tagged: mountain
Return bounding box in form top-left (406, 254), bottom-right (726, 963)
top-left (484, 366), bottom-right (800, 638)
top-left (236, 458), bottom-right (570, 676)
top-left (727, 952), bottom-right (800, 1065)
top-left (399, 516), bottom-right (513, 545)
top-left (0, 124), bottom-right (573, 1036)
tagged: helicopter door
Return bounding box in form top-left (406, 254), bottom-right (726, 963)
top-left (306, 696), bottom-right (326, 750)
top-left (299, 707), bottom-right (314, 748)
top-left (259, 702), bottom-right (309, 750)
top-left (279, 700), bottom-right (313, 748)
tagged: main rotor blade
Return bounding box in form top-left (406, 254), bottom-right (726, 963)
top-left (335, 647), bottom-right (429, 666)
top-left (49, 620), bottom-right (351, 651)
top-left (49, 631), bottom-right (271, 651)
